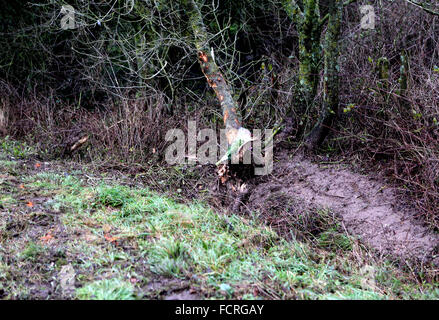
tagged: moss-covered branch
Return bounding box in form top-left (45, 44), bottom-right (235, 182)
top-left (377, 57), bottom-right (390, 98)
top-left (283, 0), bottom-right (322, 102)
top-left (405, 0), bottom-right (439, 16)
top-left (398, 49), bottom-right (410, 112)
top-left (306, 0), bottom-right (343, 147)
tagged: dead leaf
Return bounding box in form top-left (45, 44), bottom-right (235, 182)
top-left (40, 231), bottom-right (53, 242)
top-left (104, 233), bottom-right (119, 245)
top-left (130, 278), bottom-right (138, 284)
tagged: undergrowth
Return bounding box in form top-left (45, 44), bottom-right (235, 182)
top-left (1, 140), bottom-right (438, 300)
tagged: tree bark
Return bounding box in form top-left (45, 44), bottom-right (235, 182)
top-left (377, 57), bottom-right (390, 94)
top-left (188, 0), bottom-right (250, 150)
top-left (284, 0), bottom-right (321, 108)
top-left (306, 0), bottom-right (342, 148)
top-left (282, 0), bottom-right (322, 138)
top-left (398, 49), bottom-right (410, 112)
top-left (0, 107), bottom-right (7, 136)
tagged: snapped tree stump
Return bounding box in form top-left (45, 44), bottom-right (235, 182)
top-left (188, 0), bottom-right (252, 174)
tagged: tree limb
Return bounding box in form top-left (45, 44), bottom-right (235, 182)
top-left (306, 0), bottom-right (343, 148)
top-left (282, 0), bottom-right (304, 16)
top-left (404, 0), bottom-right (439, 16)
top-left (188, 0), bottom-right (252, 157)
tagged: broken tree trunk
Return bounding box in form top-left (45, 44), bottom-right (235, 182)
top-left (306, 0), bottom-right (342, 148)
top-left (188, 0), bottom-right (252, 160)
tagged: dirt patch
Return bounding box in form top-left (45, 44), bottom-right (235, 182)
top-left (163, 290), bottom-right (199, 300)
top-left (244, 153), bottom-right (439, 264)
top-left (144, 278), bottom-right (201, 300)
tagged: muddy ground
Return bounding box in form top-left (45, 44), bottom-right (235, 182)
top-left (216, 151), bottom-right (439, 265)
top-left (1, 144), bottom-right (439, 300)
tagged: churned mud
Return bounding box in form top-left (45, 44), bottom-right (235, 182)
top-left (245, 153), bottom-right (439, 263)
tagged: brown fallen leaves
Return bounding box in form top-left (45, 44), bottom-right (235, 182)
top-left (40, 230), bottom-right (54, 242)
top-left (104, 233), bottom-right (119, 245)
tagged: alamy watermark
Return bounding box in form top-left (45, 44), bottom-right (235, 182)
top-left (165, 121), bottom-right (273, 176)
top-left (360, 5), bottom-right (376, 30)
top-left (60, 1), bottom-right (135, 30)
top-left (60, 4), bottom-right (377, 31)
top-left (60, 5), bottom-right (76, 30)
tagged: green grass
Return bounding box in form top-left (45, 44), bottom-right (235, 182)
top-left (95, 185), bottom-right (132, 208)
top-left (47, 175), bottom-right (437, 299)
top-left (0, 136), bottom-right (35, 159)
top-left (317, 227), bottom-right (352, 251)
top-left (20, 242), bottom-right (45, 262)
top-left (76, 279), bottom-right (136, 300)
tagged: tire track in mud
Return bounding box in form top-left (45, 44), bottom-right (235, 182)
top-left (249, 154), bottom-right (439, 263)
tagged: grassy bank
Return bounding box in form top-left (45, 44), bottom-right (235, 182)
top-left (0, 138), bottom-right (438, 300)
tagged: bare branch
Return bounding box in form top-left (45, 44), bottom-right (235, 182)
top-left (404, 0), bottom-right (439, 16)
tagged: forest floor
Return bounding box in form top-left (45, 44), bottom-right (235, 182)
top-left (0, 137), bottom-right (439, 300)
